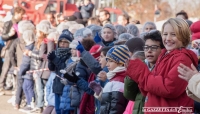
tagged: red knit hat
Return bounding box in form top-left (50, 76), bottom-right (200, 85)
top-left (89, 45), bottom-right (103, 60)
top-left (190, 21), bottom-right (200, 41)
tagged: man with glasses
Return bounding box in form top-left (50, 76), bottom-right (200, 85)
top-left (143, 30), bottom-right (165, 70)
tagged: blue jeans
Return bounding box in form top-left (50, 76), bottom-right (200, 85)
top-left (23, 79), bottom-right (34, 105)
top-left (55, 94), bottom-right (61, 114)
top-left (35, 77), bottom-right (46, 108)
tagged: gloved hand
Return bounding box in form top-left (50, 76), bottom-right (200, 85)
top-left (76, 41), bottom-right (85, 53)
top-left (94, 32), bottom-right (102, 43)
top-left (47, 51), bottom-right (56, 61)
top-left (89, 81), bottom-right (102, 96)
top-left (63, 72), bottom-right (80, 83)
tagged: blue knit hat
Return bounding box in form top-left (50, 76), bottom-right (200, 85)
top-left (106, 45), bottom-right (130, 64)
top-left (58, 29), bottom-right (73, 43)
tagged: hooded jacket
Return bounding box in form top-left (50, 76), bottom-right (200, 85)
top-left (126, 48), bottom-right (198, 114)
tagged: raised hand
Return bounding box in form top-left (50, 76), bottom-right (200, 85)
top-left (178, 63), bottom-right (199, 81)
top-left (76, 41), bottom-right (85, 53)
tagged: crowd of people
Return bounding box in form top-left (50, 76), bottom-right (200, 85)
top-left (0, 2), bottom-right (200, 114)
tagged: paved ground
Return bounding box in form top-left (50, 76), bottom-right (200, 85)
top-left (0, 91), bottom-right (24, 114)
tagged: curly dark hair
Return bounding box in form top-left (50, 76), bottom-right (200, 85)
top-left (176, 10), bottom-right (188, 19)
top-left (81, 37), bottom-right (95, 51)
top-left (143, 30), bottom-right (165, 49)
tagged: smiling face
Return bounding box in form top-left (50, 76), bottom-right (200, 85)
top-left (101, 28), bottom-right (114, 42)
top-left (144, 39), bottom-right (162, 66)
top-left (162, 23), bottom-right (183, 52)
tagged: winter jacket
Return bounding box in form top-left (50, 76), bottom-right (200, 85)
top-left (19, 43), bottom-right (35, 80)
top-left (48, 50), bottom-right (71, 95)
top-left (60, 60), bottom-right (77, 111)
top-left (1, 20), bottom-right (18, 43)
top-left (9, 38), bottom-right (26, 68)
top-left (186, 73), bottom-right (200, 102)
top-left (126, 48), bottom-right (198, 113)
top-left (46, 72), bottom-right (56, 106)
top-left (38, 40), bottom-right (55, 79)
top-left (79, 50), bottom-right (109, 114)
top-left (30, 41), bottom-right (47, 71)
top-left (79, 3), bottom-right (94, 19)
top-left (100, 71), bottom-right (128, 114)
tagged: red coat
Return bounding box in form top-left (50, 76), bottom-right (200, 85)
top-left (126, 48), bottom-right (198, 114)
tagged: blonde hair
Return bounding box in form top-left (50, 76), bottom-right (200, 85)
top-left (161, 18), bottom-right (190, 47)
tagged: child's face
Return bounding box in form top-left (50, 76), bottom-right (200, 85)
top-left (99, 52), bottom-right (107, 68)
top-left (58, 39), bottom-right (69, 48)
top-left (162, 23), bottom-right (183, 52)
top-left (106, 59), bottom-right (119, 71)
top-left (71, 49), bottom-right (77, 57)
top-left (101, 28), bottom-right (114, 42)
top-left (144, 39), bottom-right (162, 65)
top-left (144, 24), bottom-right (155, 32)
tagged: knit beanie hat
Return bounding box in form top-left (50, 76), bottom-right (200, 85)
top-left (58, 29), bottom-right (73, 43)
top-left (69, 40), bottom-right (79, 49)
top-left (18, 20), bottom-right (35, 34)
top-left (56, 22), bottom-right (70, 34)
top-left (190, 21), bottom-right (200, 41)
top-left (102, 24), bottom-right (117, 38)
top-left (36, 22), bottom-right (50, 34)
top-left (89, 45), bottom-right (103, 60)
top-left (47, 31), bottom-right (59, 41)
top-left (106, 45), bottom-right (130, 64)
top-left (23, 30), bottom-right (35, 46)
top-left (125, 38), bottom-right (144, 54)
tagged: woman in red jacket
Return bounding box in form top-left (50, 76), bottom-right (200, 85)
top-left (126, 18), bottom-right (198, 114)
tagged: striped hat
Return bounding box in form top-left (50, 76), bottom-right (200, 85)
top-left (106, 45), bottom-right (130, 64)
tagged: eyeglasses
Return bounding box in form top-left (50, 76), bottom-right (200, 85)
top-left (143, 45), bottom-right (160, 52)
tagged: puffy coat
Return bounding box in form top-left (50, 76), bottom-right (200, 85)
top-left (100, 71), bottom-right (128, 114)
top-left (46, 72), bottom-right (56, 106)
top-left (126, 48), bottom-right (198, 114)
top-left (48, 50), bottom-right (71, 95)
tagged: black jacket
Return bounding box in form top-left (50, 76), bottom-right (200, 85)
top-left (1, 20), bottom-right (18, 45)
top-left (48, 51), bottom-right (71, 94)
top-left (79, 3), bottom-right (94, 19)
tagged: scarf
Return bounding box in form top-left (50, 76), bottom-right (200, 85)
top-left (107, 67), bottom-right (126, 80)
top-left (55, 48), bottom-right (71, 58)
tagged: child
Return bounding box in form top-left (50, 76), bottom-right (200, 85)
top-left (64, 45), bottom-right (130, 114)
top-left (94, 24), bottom-right (117, 47)
top-left (47, 29), bottom-right (73, 114)
top-left (123, 31), bottom-right (164, 114)
top-left (126, 18), bottom-right (198, 113)
top-left (19, 30), bottom-right (35, 111)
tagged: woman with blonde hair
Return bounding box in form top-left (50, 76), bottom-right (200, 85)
top-left (126, 18), bottom-right (198, 113)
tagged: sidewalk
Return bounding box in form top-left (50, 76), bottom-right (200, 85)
top-left (0, 93), bottom-right (24, 114)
